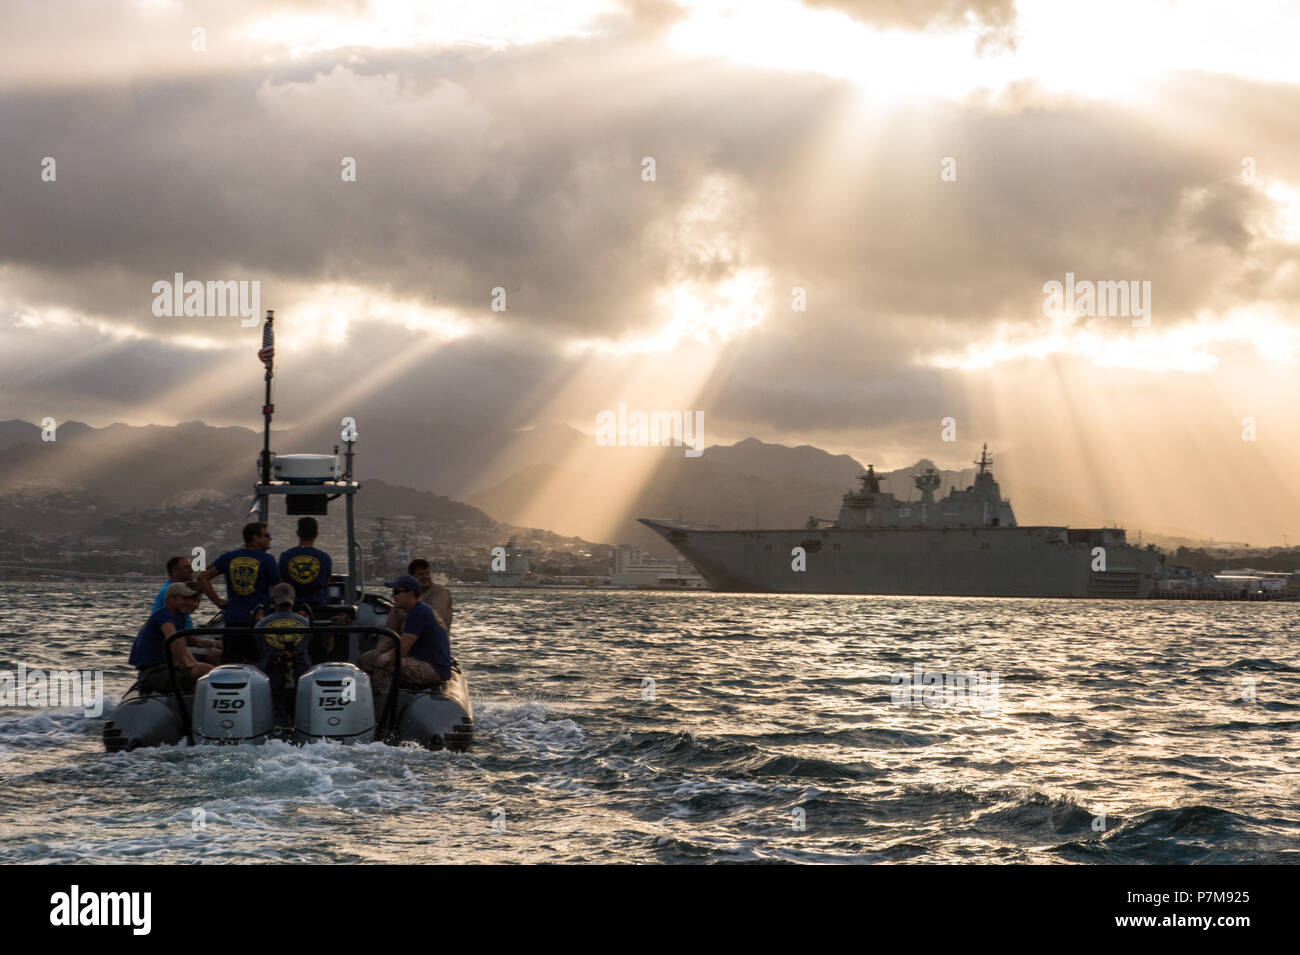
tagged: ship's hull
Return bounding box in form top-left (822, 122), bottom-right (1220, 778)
top-left (640, 520), bottom-right (1158, 598)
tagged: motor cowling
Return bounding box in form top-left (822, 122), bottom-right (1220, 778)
top-left (193, 665), bottom-right (273, 744)
top-left (294, 663), bottom-right (375, 744)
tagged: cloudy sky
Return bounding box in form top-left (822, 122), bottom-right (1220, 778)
top-left (2, 0), bottom-right (1299, 544)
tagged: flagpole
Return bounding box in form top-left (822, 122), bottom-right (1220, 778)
top-left (258, 309), bottom-right (274, 524)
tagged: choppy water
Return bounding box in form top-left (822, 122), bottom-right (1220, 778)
top-left (0, 582), bottom-right (1297, 864)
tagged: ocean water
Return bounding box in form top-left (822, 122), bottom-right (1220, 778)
top-left (0, 582), bottom-right (1297, 864)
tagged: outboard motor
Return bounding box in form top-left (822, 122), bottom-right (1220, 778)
top-left (192, 665), bottom-right (274, 745)
top-left (294, 663), bottom-right (376, 744)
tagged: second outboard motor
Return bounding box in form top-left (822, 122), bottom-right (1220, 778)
top-left (294, 663), bottom-right (376, 744)
top-left (192, 665), bottom-right (273, 745)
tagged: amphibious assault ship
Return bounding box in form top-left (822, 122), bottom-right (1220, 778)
top-left (641, 445), bottom-right (1160, 598)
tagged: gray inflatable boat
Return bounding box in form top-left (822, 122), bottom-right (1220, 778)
top-left (103, 310), bottom-right (473, 754)
top-left (103, 624), bottom-right (473, 752)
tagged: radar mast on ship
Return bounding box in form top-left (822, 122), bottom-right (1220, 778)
top-left (913, 467), bottom-right (941, 504)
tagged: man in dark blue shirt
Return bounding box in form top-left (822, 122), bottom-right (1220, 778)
top-left (197, 521), bottom-right (281, 663)
top-left (278, 516), bottom-right (332, 608)
top-left (361, 575), bottom-right (451, 693)
top-left (151, 554), bottom-right (222, 661)
top-left (129, 582), bottom-right (215, 693)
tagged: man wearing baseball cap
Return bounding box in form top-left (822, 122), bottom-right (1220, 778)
top-left (128, 582), bottom-right (217, 694)
top-left (151, 555), bottom-right (222, 662)
top-left (254, 582), bottom-right (312, 686)
top-left (384, 558), bottom-right (451, 635)
top-left (361, 574), bottom-right (451, 693)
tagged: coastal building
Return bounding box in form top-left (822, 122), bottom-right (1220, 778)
top-left (1212, 574), bottom-right (1283, 594)
top-left (611, 546), bottom-right (705, 589)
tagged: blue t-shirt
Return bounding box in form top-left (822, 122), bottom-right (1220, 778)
top-left (277, 546), bottom-right (332, 605)
top-left (213, 547), bottom-right (281, 624)
top-left (152, 580), bottom-right (193, 631)
top-left (401, 601), bottom-right (451, 679)
top-left (129, 607), bottom-right (185, 669)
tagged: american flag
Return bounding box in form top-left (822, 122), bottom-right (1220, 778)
top-left (257, 316), bottom-right (274, 366)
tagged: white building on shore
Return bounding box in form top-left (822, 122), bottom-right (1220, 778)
top-left (611, 546), bottom-right (705, 589)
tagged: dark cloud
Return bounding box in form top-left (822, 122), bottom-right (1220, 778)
top-left (0, 44), bottom-right (849, 341)
top-left (6, 62), bottom-right (1296, 344)
top-left (1, 11), bottom-right (1299, 473)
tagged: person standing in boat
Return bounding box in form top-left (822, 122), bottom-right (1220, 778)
top-left (129, 582), bottom-right (216, 693)
top-left (277, 516), bottom-right (333, 614)
top-left (196, 521), bottom-right (281, 663)
top-left (362, 574), bottom-right (451, 692)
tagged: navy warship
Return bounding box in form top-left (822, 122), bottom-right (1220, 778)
top-left (641, 445), bottom-right (1160, 598)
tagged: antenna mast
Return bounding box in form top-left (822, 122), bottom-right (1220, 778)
top-left (257, 309), bottom-right (275, 523)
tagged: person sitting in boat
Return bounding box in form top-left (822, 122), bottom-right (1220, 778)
top-left (196, 521), bottom-right (281, 663)
top-left (383, 557), bottom-right (452, 634)
top-left (369, 558), bottom-right (451, 672)
top-left (178, 587), bottom-right (220, 665)
top-left (277, 516), bottom-right (332, 615)
top-left (362, 574), bottom-right (451, 693)
top-left (129, 582), bottom-right (216, 693)
top-left (152, 554), bottom-right (223, 662)
top-left (254, 582), bottom-right (311, 685)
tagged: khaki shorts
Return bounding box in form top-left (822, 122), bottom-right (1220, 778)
top-left (137, 664), bottom-right (197, 694)
top-left (369, 657), bottom-right (445, 694)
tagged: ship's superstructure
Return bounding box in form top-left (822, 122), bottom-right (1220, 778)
top-left (489, 539), bottom-right (532, 587)
top-left (641, 445), bottom-right (1160, 598)
top-left (835, 447), bottom-right (1016, 530)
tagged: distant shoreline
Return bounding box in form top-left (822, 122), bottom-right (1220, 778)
top-left (0, 573), bottom-right (690, 593)
top-left (0, 574), bottom-right (1295, 601)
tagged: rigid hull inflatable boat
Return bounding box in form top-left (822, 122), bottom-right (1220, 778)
top-left (102, 308), bottom-right (472, 751)
top-left (104, 626), bottom-right (473, 751)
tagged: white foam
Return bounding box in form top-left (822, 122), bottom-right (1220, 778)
top-left (476, 699), bottom-right (588, 756)
top-left (0, 708), bottom-right (92, 752)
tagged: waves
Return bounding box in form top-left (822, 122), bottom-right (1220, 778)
top-left (2, 585), bottom-right (1299, 862)
top-left (1, 694), bottom-right (1295, 864)
top-left (1053, 806), bottom-right (1300, 864)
